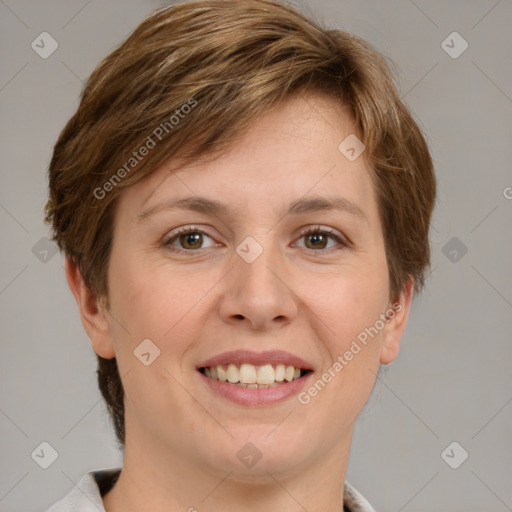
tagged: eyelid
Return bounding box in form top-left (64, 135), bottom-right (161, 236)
top-left (294, 225), bottom-right (350, 250)
top-left (162, 225), bottom-right (219, 250)
top-left (162, 224), bottom-right (351, 255)
top-left (163, 224), bottom-right (213, 242)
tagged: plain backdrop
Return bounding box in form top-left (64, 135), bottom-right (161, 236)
top-left (1, 1), bottom-right (511, 511)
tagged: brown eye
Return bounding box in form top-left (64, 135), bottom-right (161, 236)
top-left (178, 232), bottom-right (203, 250)
top-left (164, 227), bottom-right (217, 252)
top-left (304, 231), bottom-right (329, 250)
top-left (296, 227), bottom-right (348, 251)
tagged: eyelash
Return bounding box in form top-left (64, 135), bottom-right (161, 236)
top-left (162, 225), bottom-right (349, 254)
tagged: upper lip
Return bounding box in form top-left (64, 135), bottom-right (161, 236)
top-left (197, 350), bottom-right (313, 370)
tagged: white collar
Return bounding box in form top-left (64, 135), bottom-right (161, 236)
top-left (45, 467), bottom-right (376, 512)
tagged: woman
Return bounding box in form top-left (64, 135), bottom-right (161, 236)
top-left (44, 1), bottom-right (436, 510)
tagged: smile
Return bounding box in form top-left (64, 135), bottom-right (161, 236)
top-left (196, 349), bottom-right (314, 405)
top-left (197, 366), bottom-right (313, 406)
top-left (199, 363), bottom-right (311, 388)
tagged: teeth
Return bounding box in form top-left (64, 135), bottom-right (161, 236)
top-left (275, 364), bottom-right (285, 381)
top-left (217, 365), bottom-right (228, 382)
top-left (239, 363), bottom-right (257, 384)
top-left (284, 365), bottom-right (295, 381)
top-left (201, 363), bottom-right (306, 385)
top-left (256, 364), bottom-right (275, 385)
top-left (227, 363), bottom-right (239, 383)
top-left (240, 382), bottom-right (275, 389)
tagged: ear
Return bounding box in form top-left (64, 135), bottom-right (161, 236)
top-left (65, 257), bottom-right (116, 359)
top-left (379, 278), bottom-right (414, 365)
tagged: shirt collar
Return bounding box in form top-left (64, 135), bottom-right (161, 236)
top-left (46, 468), bottom-right (375, 512)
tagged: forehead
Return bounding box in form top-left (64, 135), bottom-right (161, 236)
top-left (116, 93), bottom-right (377, 224)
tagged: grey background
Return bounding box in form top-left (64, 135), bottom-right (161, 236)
top-left (0, 1), bottom-right (511, 511)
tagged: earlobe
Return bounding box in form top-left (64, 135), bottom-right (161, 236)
top-left (379, 279), bottom-right (414, 365)
top-left (65, 257), bottom-right (116, 359)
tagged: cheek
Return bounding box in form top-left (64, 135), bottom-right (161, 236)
top-left (108, 257), bottom-right (213, 359)
top-left (307, 265), bottom-right (388, 416)
top-left (300, 263), bottom-right (389, 352)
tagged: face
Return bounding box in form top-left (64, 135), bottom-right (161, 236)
top-left (75, 93), bottom-right (412, 482)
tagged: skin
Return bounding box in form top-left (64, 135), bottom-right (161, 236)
top-left (66, 93), bottom-right (413, 512)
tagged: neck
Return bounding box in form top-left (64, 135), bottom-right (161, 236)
top-left (102, 427), bottom-right (354, 512)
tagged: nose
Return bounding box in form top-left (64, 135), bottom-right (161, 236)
top-left (218, 239), bottom-right (298, 331)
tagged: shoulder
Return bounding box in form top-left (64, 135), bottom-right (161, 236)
top-left (44, 467), bottom-right (121, 512)
top-left (343, 480), bottom-right (376, 512)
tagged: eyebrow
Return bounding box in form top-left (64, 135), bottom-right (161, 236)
top-left (137, 195), bottom-right (368, 223)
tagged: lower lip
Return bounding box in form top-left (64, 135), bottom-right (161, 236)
top-left (198, 371), bottom-right (313, 406)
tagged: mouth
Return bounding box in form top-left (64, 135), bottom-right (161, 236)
top-left (196, 349), bottom-right (314, 405)
top-left (196, 355), bottom-right (314, 406)
top-left (198, 363), bottom-right (313, 388)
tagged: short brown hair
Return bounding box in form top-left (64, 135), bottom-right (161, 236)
top-left (45, 0), bottom-right (436, 449)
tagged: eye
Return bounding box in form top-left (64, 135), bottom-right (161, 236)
top-left (163, 225), bottom-right (349, 254)
top-left (294, 226), bottom-right (348, 251)
top-left (163, 226), bottom-right (218, 252)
